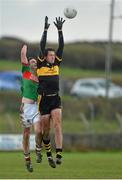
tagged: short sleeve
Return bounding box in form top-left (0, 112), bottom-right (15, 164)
top-left (22, 63), bottom-right (30, 73)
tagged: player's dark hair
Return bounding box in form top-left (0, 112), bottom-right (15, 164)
top-left (28, 57), bottom-right (37, 61)
top-left (45, 48), bottom-right (55, 56)
top-left (28, 57), bottom-right (33, 61)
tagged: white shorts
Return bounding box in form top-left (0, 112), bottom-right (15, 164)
top-left (20, 103), bottom-right (40, 128)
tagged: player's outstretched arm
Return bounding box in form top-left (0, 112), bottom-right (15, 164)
top-left (21, 45), bottom-right (28, 64)
top-left (39, 16), bottom-right (50, 59)
top-left (54, 17), bottom-right (65, 60)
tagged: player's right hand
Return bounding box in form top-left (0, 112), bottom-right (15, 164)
top-left (21, 45), bottom-right (27, 53)
top-left (44, 16), bottom-right (50, 30)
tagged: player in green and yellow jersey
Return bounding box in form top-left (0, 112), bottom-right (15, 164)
top-left (20, 45), bottom-right (43, 172)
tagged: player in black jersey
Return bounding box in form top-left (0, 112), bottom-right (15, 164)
top-left (37, 16), bottom-right (65, 166)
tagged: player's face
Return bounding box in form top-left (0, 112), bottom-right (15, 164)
top-left (29, 59), bottom-right (37, 70)
top-left (46, 51), bottom-right (56, 64)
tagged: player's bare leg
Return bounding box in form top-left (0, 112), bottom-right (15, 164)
top-left (51, 108), bottom-right (63, 165)
top-left (23, 127), bottom-right (33, 172)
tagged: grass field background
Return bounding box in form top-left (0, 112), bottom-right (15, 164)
top-left (0, 60), bottom-right (122, 134)
top-left (0, 60), bottom-right (105, 79)
top-left (1, 61), bottom-right (122, 179)
top-left (0, 60), bottom-right (122, 82)
top-left (0, 151), bottom-right (122, 179)
top-left (0, 90), bottom-right (121, 134)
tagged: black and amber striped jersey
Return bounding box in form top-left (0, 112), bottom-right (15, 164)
top-left (37, 30), bottom-right (64, 95)
top-left (37, 56), bottom-right (62, 95)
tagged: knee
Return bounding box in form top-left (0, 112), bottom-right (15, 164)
top-left (42, 119), bottom-right (50, 133)
top-left (36, 128), bottom-right (43, 136)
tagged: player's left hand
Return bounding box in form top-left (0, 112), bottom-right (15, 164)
top-left (54, 17), bottom-right (65, 30)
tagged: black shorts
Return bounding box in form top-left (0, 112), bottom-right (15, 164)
top-left (39, 94), bottom-right (61, 115)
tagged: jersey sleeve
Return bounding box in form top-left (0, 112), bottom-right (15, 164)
top-left (56, 30), bottom-right (64, 63)
top-left (39, 30), bottom-right (47, 59)
top-left (22, 63), bottom-right (30, 73)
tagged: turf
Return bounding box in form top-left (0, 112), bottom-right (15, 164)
top-left (0, 151), bottom-right (122, 179)
top-left (0, 60), bottom-right (104, 78)
top-left (0, 112), bottom-right (119, 134)
top-left (0, 60), bottom-right (21, 71)
top-left (0, 60), bottom-right (122, 81)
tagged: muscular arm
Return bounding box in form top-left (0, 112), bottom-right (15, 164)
top-left (39, 16), bottom-right (50, 59)
top-left (54, 17), bottom-right (65, 60)
top-left (56, 30), bottom-right (64, 59)
top-left (39, 30), bottom-right (47, 58)
top-left (21, 45), bottom-right (28, 64)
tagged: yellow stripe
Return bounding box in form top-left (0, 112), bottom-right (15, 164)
top-left (46, 149), bottom-right (51, 152)
top-left (45, 146), bottom-right (51, 149)
top-left (37, 65), bottom-right (59, 76)
top-left (57, 152), bottom-right (61, 155)
top-left (38, 56), bottom-right (45, 62)
top-left (38, 95), bottom-right (42, 111)
top-left (56, 56), bottom-right (62, 62)
top-left (45, 145), bottom-right (51, 148)
top-left (45, 144), bottom-right (50, 147)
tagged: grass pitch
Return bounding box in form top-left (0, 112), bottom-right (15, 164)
top-left (0, 151), bottom-right (122, 179)
top-left (1, 60), bottom-right (122, 81)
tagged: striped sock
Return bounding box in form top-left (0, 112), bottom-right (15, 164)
top-left (24, 152), bottom-right (31, 162)
top-left (43, 139), bottom-right (52, 158)
top-left (36, 145), bottom-right (42, 155)
top-left (56, 148), bottom-right (62, 159)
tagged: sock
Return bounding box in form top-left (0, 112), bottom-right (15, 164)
top-left (24, 152), bottom-right (31, 162)
top-left (36, 144), bottom-right (42, 155)
top-left (43, 139), bottom-right (52, 158)
top-left (56, 148), bottom-right (62, 159)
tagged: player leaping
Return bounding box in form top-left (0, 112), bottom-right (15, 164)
top-left (20, 45), bottom-right (43, 172)
top-left (37, 16), bottom-right (65, 166)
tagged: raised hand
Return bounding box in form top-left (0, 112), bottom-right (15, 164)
top-left (21, 45), bottom-right (27, 53)
top-left (21, 45), bottom-right (28, 64)
top-left (44, 16), bottom-right (50, 30)
top-left (54, 17), bottom-right (65, 30)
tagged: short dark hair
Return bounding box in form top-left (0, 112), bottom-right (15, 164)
top-left (28, 57), bottom-right (37, 61)
top-left (28, 57), bottom-right (33, 61)
top-left (45, 48), bottom-right (55, 56)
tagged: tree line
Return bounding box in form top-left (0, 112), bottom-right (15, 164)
top-left (0, 37), bottom-right (122, 70)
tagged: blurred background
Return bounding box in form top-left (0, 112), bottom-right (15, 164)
top-left (0, 0), bottom-right (122, 152)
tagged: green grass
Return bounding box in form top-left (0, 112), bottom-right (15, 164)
top-left (0, 60), bottom-right (21, 71)
top-left (0, 112), bottom-right (120, 134)
top-left (63, 118), bottom-right (119, 134)
top-left (0, 60), bottom-right (122, 134)
top-left (1, 60), bottom-right (122, 81)
top-left (61, 67), bottom-right (105, 79)
top-left (0, 151), bottom-right (122, 179)
top-left (0, 113), bottom-right (20, 134)
top-left (0, 91), bottom-right (120, 134)
top-left (0, 60), bottom-right (104, 79)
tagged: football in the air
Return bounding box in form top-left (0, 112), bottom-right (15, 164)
top-left (64, 7), bottom-right (77, 19)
